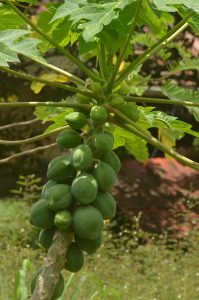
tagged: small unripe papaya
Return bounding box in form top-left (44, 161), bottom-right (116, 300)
top-left (75, 232), bottom-right (103, 254)
top-left (29, 199), bottom-right (54, 229)
top-left (90, 106), bottom-right (108, 124)
top-left (71, 173), bottom-right (98, 205)
top-left (72, 145), bottom-right (93, 170)
top-left (117, 103), bottom-right (139, 122)
top-left (65, 242), bottom-right (84, 272)
top-left (93, 192), bottom-right (116, 220)
top-left (73, 205), bottom-right (104, 240)
top-left (94, 162), bottom-right (116, 192)
top-left (94, 133), bottom-right (114, 152)
top-left (54, 210), bottom-right (72, 230)
top-left (65, 112), bottom-right (87, 130)
top-left (109, 95), bottom-right (125, 107)
top-left (77, 93), bottom-right (90, 104)
top-left (47, 184), bottom-right (72, 212)
top-left (39, 227), bottom-right (55, 250)
top-left (42, 180), bottom-right (56, 198)
top-left (90, 82), bottom-right (101, 93)
top-left (99, 151), bottom-right (121, 174)
top-left (56, 129), bottom-right (82, 148)
top-left (47, 155), bottom-right (75, 183)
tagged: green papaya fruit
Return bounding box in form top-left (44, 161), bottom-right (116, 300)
top-left (99, 151), bottom-right (121, 174)
top-left (65, 242), bottom-right (84, 272)
top-left (72, 145), bottom-right (93, 170)
top-left (94, 133), bottom-right (114, 152)
top-left (93, 192), bottom-right (116, 220)
top-left (54, 210), bottom-right (72, 230)
top-left (42, 180), bottom-right (57, 198)
top-left (117, 102), bottom-right (140, 122)
top-left (29, 199), bottom-right (54, 229)
top-left (71, 173), bottom-right (98, 205)
top-left (73, 205), bottom-right (103, 240)
top-left (39, 227), bottom-right (56, 250)
top-left (89, 82), bottom-right (101, 93)
top-left (47, 184), bottom-right (72, 212)
top-left (90, 106), bottom-right (108, 124)
top-left (47, 155), bottom-right (75, 183)
top-left (109, 95), bottom-right (125, 107)
top-left (31, 267), bottom-right (64, 299)
top-left (65, 112), bottom-right (87, 130)
top-left (93, 162), bottom-right (116, 192)
top-left (56, 129), bottom-right (82, 148)
top-left (77, 93), bottom-right (90, 104)
top-left (75, 232), bottom-right (103, 254)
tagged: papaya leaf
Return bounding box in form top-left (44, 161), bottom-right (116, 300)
top-left (36, 7), bottom-right (74, 52)
top-left (178, 6), bottom-right (199, 35)
top-left (30, 73), bottom-right (68, 94)
top-left (44, 111), bottom-right (72, 133)
top-left (0, 29), bottom-right (45, 66)
top-left (113, 125), bottom-right (149, 162)
top-left (50, 0), bottom-right (137, 42)
top-left (138, 0), bottom-right (173, 37)
top-left (34, 106), bottom-right (64, 123)
top-left (0, 3), bottom-right (25, 30)
top-left (0, 42), bottom-right (19, 66)
top-left (162, 80), bottom-right (199, 122)
top-left (152, 0), bottom-right (199, 13)
top-left (167, 58), bottom-right (199, 73)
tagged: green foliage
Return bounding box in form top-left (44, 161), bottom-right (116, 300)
top-left (10, 174), bottom-right (42, 205)
top-left (14, 259), bottom-right (32, 300)
top-left (0, 29), bottom-right (45, 66)
top-left (162, 80), bottom-right (199, 122)
top-left (51, 0), bottom-right (137, 42)
top-left (152, 0), bottom-right (199, 13)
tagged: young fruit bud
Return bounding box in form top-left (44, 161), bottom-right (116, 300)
top-left (90, 106), bottom-right (108, 124)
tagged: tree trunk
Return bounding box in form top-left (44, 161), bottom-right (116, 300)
top-left (30, 230), bottom-right (73, 300)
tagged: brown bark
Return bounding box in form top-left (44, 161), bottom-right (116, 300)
top-left (30, 230), bottom-right (73, 300)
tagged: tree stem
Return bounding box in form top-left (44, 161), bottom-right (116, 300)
top-left (115, 12), bottom-right (193, 87)
top-left (0, 67), bottom-right (97, 99)
top-left (31, 58), bottom-right (85, 86)
top-left (0, 125), bottom-right (69, 145)
top-left (4, 0), bottom-right (100, 82)
top-left (0, 143), bottom-right (57, 165)
top-left (0, 101), bottom-right (91, 109)
top-left (123, 95), bottom-right (199, 108)
top-left (97, 42), bottom-right (108, 80)
top-left (30, 230), bottom-right (73, 300)
top-left (107, 105), bottom-right (199, 171)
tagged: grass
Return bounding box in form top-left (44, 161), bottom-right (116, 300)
top-left (0, 199), bottom-right (199, 300)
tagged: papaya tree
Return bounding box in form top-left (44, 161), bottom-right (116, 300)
top-left (0, 0), bottom-right (199, 299)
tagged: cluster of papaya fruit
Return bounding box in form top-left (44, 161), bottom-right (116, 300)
top-left (29, 99), bottom-right (122, 297)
